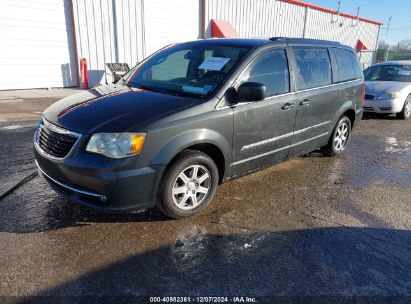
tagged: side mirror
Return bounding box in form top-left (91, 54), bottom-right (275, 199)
top-left (237, 82), bottom-right (266, 102)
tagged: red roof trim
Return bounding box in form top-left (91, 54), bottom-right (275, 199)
top-left (211, 19), bottom-right (239, 38)
top-left (283, 0), bottom-right (383, 26)
top-left (357, 39), bottom-right (368, 51)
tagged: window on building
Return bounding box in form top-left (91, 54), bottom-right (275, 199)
top-left (294, 48), bottom-right (332, 90)
top-left (333, 48), bottom-right (362, 82)
top-left (240, 49), bottom-right (290, 97)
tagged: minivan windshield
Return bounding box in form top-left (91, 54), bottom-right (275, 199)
top-left (122, 43), bottom-right (251, 98)
top-left (364, 65), bottom-right (411, 82)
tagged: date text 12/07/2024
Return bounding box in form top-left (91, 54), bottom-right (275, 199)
top-left (149, 296), bottom-right (257, 303)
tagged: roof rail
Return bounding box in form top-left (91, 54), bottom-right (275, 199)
top-left (269, 37), bottom-right (341, 46)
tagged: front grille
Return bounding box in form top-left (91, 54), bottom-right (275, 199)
top-left (35, 119), bottom-right (80, 158)
top-left (380, 107), bottom-right (392, 111)
top-left (365, 94), bottom-right (375, 100)
top-left (363, 107), bottom-right (374, 111)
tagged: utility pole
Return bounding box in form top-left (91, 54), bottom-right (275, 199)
top-left (381, 16), bottom-right (392, 62)
top-left (382, 16), bottom-right (392, 35)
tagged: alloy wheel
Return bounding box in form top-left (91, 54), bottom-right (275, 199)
top-left (171, 164), bottom-right (211, 210)
top-left (405, 98), bottom-right (411, 118)
top-left (334, 122), bottom-right (349, 151)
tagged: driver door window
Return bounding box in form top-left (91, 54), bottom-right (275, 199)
top-left (240, 49), bottom-right (290, 97)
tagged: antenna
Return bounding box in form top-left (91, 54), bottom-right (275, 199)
top-left (337, 1), bottom-right (341, 18)
top-left (353, 7), bottom-right (360, 26)
top-left (332, 1), bottom-right (341, 23)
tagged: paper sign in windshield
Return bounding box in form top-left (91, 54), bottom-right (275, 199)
top-left (198, 57), bottom-right (230, 71)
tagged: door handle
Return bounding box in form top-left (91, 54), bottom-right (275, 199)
top-left (281, 103), bottom-right (295, 110)
top-left (299, 99), bottom-right (310, 106)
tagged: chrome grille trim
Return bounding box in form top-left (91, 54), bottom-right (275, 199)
top-left (34, 118), bottom-right (82, 160)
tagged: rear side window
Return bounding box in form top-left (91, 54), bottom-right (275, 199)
top-left (333, 48), bottom-right (362, 82)
top-left (240, 49), bottom-right (290, 97)
top-left (294, 48), bottom-right (332, 90)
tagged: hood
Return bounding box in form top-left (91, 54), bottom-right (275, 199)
top-left (365, 81), bottom-right (411, 98)
top-left (43, 84), bottom-right (198, 134)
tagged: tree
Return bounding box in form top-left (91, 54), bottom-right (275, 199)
top-left (378, 40), bottom-right (389, 50)
top-left (393, 39), bottom-right (411, 51)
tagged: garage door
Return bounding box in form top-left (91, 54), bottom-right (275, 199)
top-left (0, 0), bottom-right (77, 90)
top-left (144, 0), bottom-right (200, 56)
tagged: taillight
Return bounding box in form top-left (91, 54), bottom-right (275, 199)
top-left (361, 83), bottom-right (365, 106)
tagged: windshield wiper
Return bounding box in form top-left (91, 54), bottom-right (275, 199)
top-left (129, 83), bottom-right (205, 99)
top-left (129, 83), bottom-right (176, 95)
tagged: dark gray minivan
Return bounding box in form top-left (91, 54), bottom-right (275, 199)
top-left (34, 38), bottom-right (364, 218)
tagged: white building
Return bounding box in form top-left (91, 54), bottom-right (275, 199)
top-left (0, 0), bottom-right (383, 90)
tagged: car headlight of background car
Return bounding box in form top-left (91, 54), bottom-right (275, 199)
top-left (377, 92), bottom-right (401, 100)
top-left (86, 133), bottom-right (146, 158)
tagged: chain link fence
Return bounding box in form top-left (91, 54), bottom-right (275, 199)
top-left (358, 49), bottom-right (411, 70)
top-left (387, 51), bottom-right (411, 61)
top-left (358, 50), bottom-right (377, 70)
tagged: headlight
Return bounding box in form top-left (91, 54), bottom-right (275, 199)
top-left (377, 92), bottom-right (401, 100)
top-left (86, 133), bottom-right (146, 158)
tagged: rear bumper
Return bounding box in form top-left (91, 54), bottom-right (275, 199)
top-left (363, 98), bottom-right (404, 114)
top-left (354, 107), bottom-right (363, 128)
top-left (34, 147), bottom-right (164, 212)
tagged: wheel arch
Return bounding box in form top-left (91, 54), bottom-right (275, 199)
top-left (342, 108), bottom-right (356, 128)
top-left (150, 129), bottom-right (231, 184)
top-left (331, 101), bottom-right (356, 130)
top-left (175, 143), bottom-right (225, 183)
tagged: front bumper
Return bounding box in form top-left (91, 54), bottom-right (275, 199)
top-left (34, 146), bottom-right (163, 212)
top-left (363, 98), bottom-right (404, 114)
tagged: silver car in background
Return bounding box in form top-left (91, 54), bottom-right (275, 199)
top-left (363, 60), bottom-right (411, 119)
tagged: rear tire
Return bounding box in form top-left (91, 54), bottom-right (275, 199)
top-left (321, 116), bottom-right (352, 157)
top-left (397, 95), bottom-right (411, 120)
top-left (157, 150), bottom-right (219, 219)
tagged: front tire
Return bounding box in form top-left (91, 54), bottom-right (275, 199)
top-left (397, 95), bottom-right (411, 120)
top-left (158, 150), bottom-right (219, 219)
top-left (321, 116), bottom-right (352, 157)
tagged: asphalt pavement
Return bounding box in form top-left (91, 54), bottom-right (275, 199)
top-left (0, 96), bottom-right (410, 303)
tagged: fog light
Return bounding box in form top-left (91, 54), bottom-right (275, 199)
top-left (101, 196), bottom-right (107, 203)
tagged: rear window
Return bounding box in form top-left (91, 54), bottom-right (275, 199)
top-left (294, 48), bottom-right (332, 90)
top-left (333, 48), bottom-right (362, 82)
